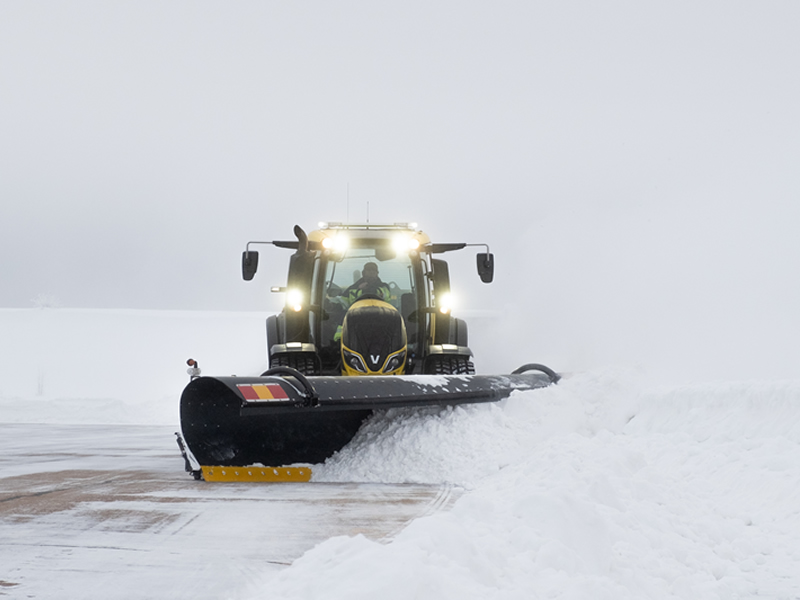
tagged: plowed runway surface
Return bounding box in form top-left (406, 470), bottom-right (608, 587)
top-left (0, 424), bottom-right (459, 599)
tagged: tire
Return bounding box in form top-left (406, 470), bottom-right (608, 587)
top-left (425, 356), bottom-right (475, 375)
top-left (269, 353), bottom-right (321, 376)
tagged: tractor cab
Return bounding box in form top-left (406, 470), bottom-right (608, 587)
top-left (242, 223), bottom-right (494, 376)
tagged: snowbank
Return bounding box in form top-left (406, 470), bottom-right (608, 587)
top-left (246, 373), bottom-right (800, 599)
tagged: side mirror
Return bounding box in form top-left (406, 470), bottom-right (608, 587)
top-left (242, 251), bottom-right (259, 281)
top-left (476, 253), bottom-right (494, 283)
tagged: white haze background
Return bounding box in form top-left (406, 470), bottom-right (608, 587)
top-left (2, 5), bottom-right (800, 598)
top-left (2, 2), bottom-right (799, 382)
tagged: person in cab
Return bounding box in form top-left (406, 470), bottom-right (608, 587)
top-left (341, 261), bottom-right (391, 305)
top-left (329, 262), bottom-right (392, 342)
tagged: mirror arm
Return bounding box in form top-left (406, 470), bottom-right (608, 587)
top-left (245, 241), bottom-right (276, 254)
top-left (464, 243), bottom-right (491, 257)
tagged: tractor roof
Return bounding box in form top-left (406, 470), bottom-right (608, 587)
top-left (309, 223), bottom-right (433, 247)
top-left (267, 224), bottom-right (468, 254)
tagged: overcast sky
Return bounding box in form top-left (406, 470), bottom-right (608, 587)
top-left (2, 1), bottom-right (799, 381)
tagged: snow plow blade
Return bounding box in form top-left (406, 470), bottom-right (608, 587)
top-left (179, 366), bottom-right (558, 470)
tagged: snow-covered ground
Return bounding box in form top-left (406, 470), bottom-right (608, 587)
top-left (2, 308), bottom-right (799, 599)
top-left (277, 375), bottom-right (800, 599)
top-left (0, 308), bottom-right (272, 426)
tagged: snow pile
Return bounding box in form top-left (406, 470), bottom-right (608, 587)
top-left (245, 373), bottom-right (800, 600)
top-left (314, 370), bottom-right (641, 487)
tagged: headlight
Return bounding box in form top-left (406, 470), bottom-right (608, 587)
top-left (382, 350), bottom-right (406, 373)
top-left (287, 289), bottom-right (304, 312)
top-left (438, 292), bottom-right (452, 314)
top-left (342, 348), bottom-right (368, 373)
top-left (392, 234), bottom-right (420, 253)
top-left (323, 234), bottom-right (349, 252)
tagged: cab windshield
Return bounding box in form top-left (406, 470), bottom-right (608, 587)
top-left (325, 250), bottom-right (414, 308)
top-left (317, 249), bottom-right (419, 353)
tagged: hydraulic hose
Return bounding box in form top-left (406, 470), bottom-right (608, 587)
top-left (260, 366), bottom-right (320, 406)
top-left (511, 363), bottom-right (561, 384)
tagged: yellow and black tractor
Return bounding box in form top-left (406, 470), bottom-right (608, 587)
top-left (178, 223), bottom-right (558, 480)
top-left (257, 223), bottom-right (490, 377)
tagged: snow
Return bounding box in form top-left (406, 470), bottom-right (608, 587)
top-left (2, 309), bottom-right (800, 598)
top-left (0, 308), bottom-right (271, 426)
top-left (269, 374), bottom-right (800, 599)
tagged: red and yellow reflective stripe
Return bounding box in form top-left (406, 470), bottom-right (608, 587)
top-left (237, 383), bottom-right (290, 401)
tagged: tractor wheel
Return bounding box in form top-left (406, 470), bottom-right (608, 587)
top-left (425, 356), bottom-right (475, 375)
top-left (268, 353), bottom-right (321, 376)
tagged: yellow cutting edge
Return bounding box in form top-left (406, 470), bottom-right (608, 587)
top-left (201, 465), bottom-right (312, 482)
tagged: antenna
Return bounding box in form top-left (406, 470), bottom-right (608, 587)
top-left (346, 182), bottom-right (350, 223)
top-left (367, 201), bottom-right (370, 224)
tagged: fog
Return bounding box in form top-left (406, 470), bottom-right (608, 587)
top-left (2, 1), bottom-right (799, 383)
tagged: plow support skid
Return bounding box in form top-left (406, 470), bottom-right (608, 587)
top-left (201, 465), bottom-right (312, 482)
top-left (180, 372), bottom-right (553, 469)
